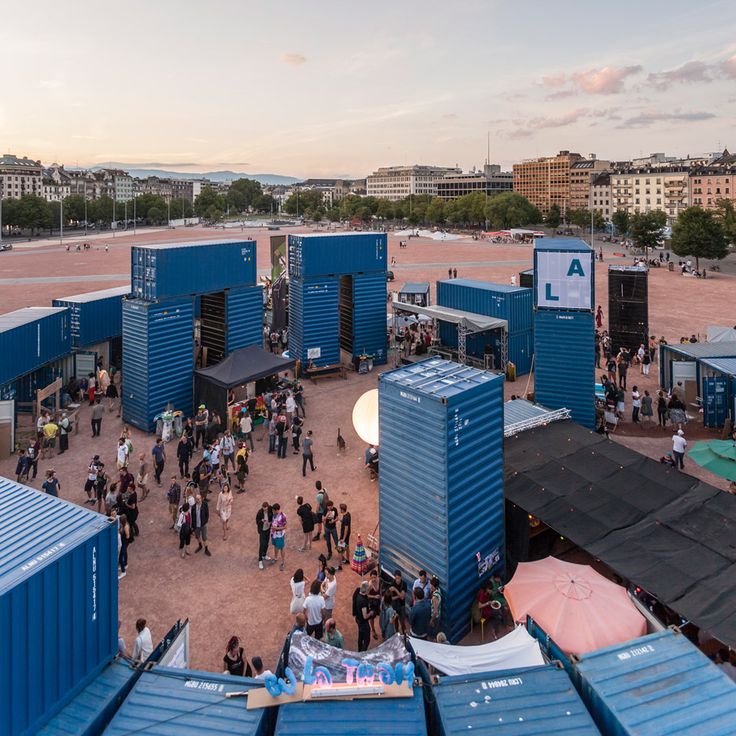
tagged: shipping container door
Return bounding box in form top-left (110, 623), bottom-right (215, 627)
top-left (75, 352), bottom-right (98, 381)
top-left (200, 292), bottom-right (227, 366)
top-left (339, 275), bottom-right (354, 353)
top-left (703, 376), bottom-right (728, 428)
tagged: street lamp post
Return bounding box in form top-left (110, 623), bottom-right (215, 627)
top-left (83, 180), bottom-right (88, 237)
top-left (133, 196), bottom-right (137, 235)
top-left (60, 195), bottom-right (64, 247)
top-left (167, 197), bottom-right (171, 226)
top-left (0, 181), bottom-right (3, 246)
top-left (113, 197), bottom-right (116, 237)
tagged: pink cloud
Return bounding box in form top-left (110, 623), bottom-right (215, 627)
top-left (528, 108), bottom-right (589, 129)
top-left (648, 61), bottom-right (712, 90)
top-left (542, 73), bottom-right (567, 88)
top-left (721, 54), bottom-right (736, 79)
top-left (541, 65), bottom-right (642, 96)
top-left (280, 52), bottom-right (307, 67)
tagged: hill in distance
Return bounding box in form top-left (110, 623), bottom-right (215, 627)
top-left (86, 163), bottom-right (300, 186)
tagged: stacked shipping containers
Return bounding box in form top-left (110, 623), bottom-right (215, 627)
top-left (0, 477), bottom-right (118, 736)
top-left (379, 358), bottom-right (505, 642)
top-left (436, 279), bottom-right (534, 374)
top-left (122, 299), bottom-right (195, 431)
top-left (288, 233), bottom-right (387, 366)
top-left (533, 239), bottom-right (595, 429)
top-left (52, 286), bottom-right (129, 349)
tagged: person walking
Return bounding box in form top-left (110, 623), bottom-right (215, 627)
top-left (42, 469), bottom-right (60, 497)
top-left (240, 411), bottom-right (254, 451)
top-left (15, 449), bottom-right (30, 483)
top-left (304, 580), bottom-right (326, 639)
top-left (296, 495), bottom-right (314, 551)
top-left (338, 503), bottom-right (351, 567)
top-left (302, 430), bottom-right (316, 477)
top-left (641, 348), bottom-right (651, 376)
top-left (220, 430), bottom-right (236, 472)
top-left (116, 437), bottom-right (130, 470)
top-left (323, 500), bottom-right (339, 560)
top-left (194, 405), bottom-right (208, 450)
top-left (657, 390), bottom-right (668, 428)
top-left (216, 483), bottom-right (233, 540)
top-left (672, 429), bottom-right (687, 470)
top-left (256, 502), bottom-right (273, 570)
top-left (136, 453), bottom-right (150, 502)
top-left (641, 390), bottom-right (653, 425)
top-left (177, 434), bottom-right (193, 478)
top-left (595, 305), bottom-right (604, 329)
top-left (270, 503), bottom-right (287, 571)
top-left (291, 415), bottom-right (303, 455)
top-left (119, 515), bottom-right (131, 579)
top-left (177, 502), bottom-right (192, 558)
top-left (631, 386), bottom-right (641, 424)
top-left (167, 475), bottom-right (181, 529)
top-left (152, 438), bottom-right (166, 487)
top-left (192, 494), bottom-right (211, 556)
top-left (289, 568), bottom-right (307, 615)
top-left (353, 581), bottom-right (372, 652)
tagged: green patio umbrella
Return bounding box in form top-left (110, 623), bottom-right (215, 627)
top-left (688, 440), bottom-right (736, 482)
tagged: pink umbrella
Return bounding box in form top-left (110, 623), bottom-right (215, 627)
top-left (504, 557), bottom-right (646, 656)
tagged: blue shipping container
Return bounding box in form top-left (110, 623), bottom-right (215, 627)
top-left (0, 307), bottom-right (70, 386)
top-left (122, 298), bottom-right (194, 431)
top-left (379, 359), bottom-right (505, 642)
top-left (571, 629), bottom-right (736, 736)
top-left (534, 238), bottom-right (594, 312)
top-left (0, 477), bottom-right (118, 736)
top-left (659, 341), bottom-right (736, 391)
top-left (352, 272), bottom-right (387, 364)
top-left (226, 285), bottom-right (264, 354)
top-left (436, 279), bottom-right (534, 334)
top-left (275, 687), bottom-right (427, 736)
top-left (699, 357), bottom-right (736, 424)
top-left (438, 323), bottom-right (534, 375)
top-left (534, 310), bottom-right (595, 429)
top-left (53, 285), bottom-right (129, 349)
top-left (288, 232), bottom-right (387, 279)
top-left (37, 658), bottom-right (139, 736)
top-left (288, 278), bottom-right (340, 367)
top-left (431, 664), bottom-right (600, 735)
top-left (105, 667), bottom-right (270, 735)
top-left (131, 240), bottom-right (257, 301)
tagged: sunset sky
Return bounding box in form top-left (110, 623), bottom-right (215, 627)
top-left (2, 0), bottom-right (735, 177)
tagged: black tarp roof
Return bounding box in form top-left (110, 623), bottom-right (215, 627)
top-left (505, 420), bottom-right (736, 648)
top-left (194, 345), bottom-right (296, 389)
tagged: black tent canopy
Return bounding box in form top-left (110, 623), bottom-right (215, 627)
top-left (505, 420), bottom-right (736, 648)
top-left (194, 346), bottom-right (296, 421)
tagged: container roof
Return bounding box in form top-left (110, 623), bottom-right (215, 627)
top-left (433, 664), bottom-right (598, 735)
top-left (663, 341), bottom-right (736, 360)
top-left (105, 666), bottom-right (265, 735)
top-left (291, 231), bottom-right (378, 238)
top-left (53, 285), bottom-right (130, 304)
top-left (438, 278), bottom-right (529, 293)
top-left (398, 282), bottom-right (430, 294)
top-left (132, 238), bottom-right (255, 250)
top-left (391, 301), bottom-right (507, 333)
top-left (380, 357), bottom-right (500, 400)
top-left (0, 306), bottom-right (67, 332)
top-left (534, 238), bottom-right (592, 252)
top-left (0, 477), bottom-right (112, 594)
top-left (699, 357), bottom-right (736, 375)
top-left (575, 630), bottom-right (736, 733)
top-left (275, 687), bottom-right (427, 735)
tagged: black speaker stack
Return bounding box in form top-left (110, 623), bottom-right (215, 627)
top-left (608, 265), bottom-right (648, 352)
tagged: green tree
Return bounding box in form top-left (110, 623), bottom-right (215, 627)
top-left (485, 192), bottom-right (541, 229)
top-left (426, 197), bottom-right (445, 226)
top-left (567, 208), bottom-right (590, 230)
top-left (1, 198), bottom-right (21, 229)
top-left (63, 195), bottom-right (86, 224)
top-left (283, 189), bottom-right (323, 217)
top-left (194, 185), bottom-right (226, 217)
top-left (88, 196), bottom-right (115, 226)
top-left (592, 210), bottom-right (605, 231)
top-left (545, 204), bottom-right (561, 228)
top-left (629, 210), bottom-right (667, 256)
top-left (205, 204), bottom-right (223, 222)
top-left (611, 209), bottom-right (630, 236)
top-left (16, 195), bottom-right (52, 235)
top-left (714, 199), bottom-right (736, 244)
top-left (253, 194), bottom-right (276, 214)
top-left (227, 178), bottom-right (263, 212)
top-left (670, 206), bottom-right (729, 270)
top-left (375, 199), bottom-right (395, 221)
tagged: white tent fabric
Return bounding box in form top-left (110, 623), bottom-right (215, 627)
top-left (409, 626), bottom-right (544, 676)
top-left (391, 301), bottom-right (507, 334)
top-left (707, 326), bottom-right (736, 343)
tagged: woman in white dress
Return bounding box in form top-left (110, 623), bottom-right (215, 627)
top-left (289, 568), bottom-right (308, 616)
top-left (216, 482), bottom-right (233, 540)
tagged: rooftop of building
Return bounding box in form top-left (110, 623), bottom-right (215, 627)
top-left (0, 153), bottom-right (42, 168)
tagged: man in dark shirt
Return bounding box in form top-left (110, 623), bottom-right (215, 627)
top-left (353, 581), bottom-right (371, 652)
top-left (152, 438), bottom-right (166, 486)
top-left (339, 503), bottom-right (351, 567)
top-left (408, 588), bottom-right (432, 639)
top-left (177, 434), bottom-right (193, 478)
top-left (194, 406), bottom-right (208, 449)
top-left (388, 570), bottom-right (407, 633)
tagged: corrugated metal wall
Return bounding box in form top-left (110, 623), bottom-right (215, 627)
top-left (0, 308), bottom-right (70, 386)
top-left (288, 279), bottom-right (340, 367)
top-left (352, 273), bottom-right (387, 364)
top-left (122, 299), bottom-right (194, 431)
top-left (379, 360), bottom-right (505, 642)
top-left (436, 279), bottom-right (534, 333)
top-left (534, 310), bottom-right (595, 429)
top-left (131, 241), bottom-right (257, 301)
top-left (226, 286), bottom-right (263, 354)
top-left (288, 232), bottom-right (387, 280)
top-left (0, 478), bottom-right (118, 736)
top-left (52, 288), bottom-right (128, 349)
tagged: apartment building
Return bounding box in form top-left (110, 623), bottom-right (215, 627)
top-left (690, 168), bottom-right (736, 210)
top-left (0, 153), bottom-right (43, 199)
top-left (42, 165), bottom-right (72, 202)
top-left (435, 164), bottom-right (513, 200)
top-left (610, 168), bottom-right (689, 223)
top-left (569, 158), bottom-right (611, 211)
top-left (366, 165), bottom-right (461, 201)
top-left (590, 173), bottom-right (612, 221)
top-left (512, 150), bottom-right (585, 215)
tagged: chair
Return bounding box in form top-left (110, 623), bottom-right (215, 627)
top-left (604, 410), bottom-right (618, 433)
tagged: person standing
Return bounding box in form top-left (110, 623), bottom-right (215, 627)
top-left (167, 475), bottom-right (181, 529)
top-left (192, 494), bottom-right (211, 556)
top-left (276, 410), bottom-right (288, 459)
top-left (84, 456), bottom-right (102, 505)
top-left (296, 495), bottom-right (314, 551)
top-left (290, 568), bottom-right (307, 615)
top-left (58, 412), bottom-right (71, 454)
top-left (256, 502), bottom-right (273, 570)
top-left (631, 386), bottom-right (641, 424)
top-left (27, 438), bottom-right (40, 481)
top-left (388, 570), bottom-right (407, 634)
top-left (429, 576), bottom-right (442, 638)
top-left (125, 481), bottom-right (140, 538)
top-left (641, 348), bottom-right (651, 376)
top-left (352, 581), bottom-right (372, 652)
top-left (595, 305), bottom-right (603, 329)
top-left (41, 415), bottom-right (59, 459)
top-left (235, 445), bottom-right (248, 493)
top-left (95, 462), bottom-right (108, 514)
top-left (177, 434), bottom-right (193, 478)
top-left (338, 503), bottom-right (351, 567)
top-left (380, 591), bottom-right (398, 640)
top-left (136, 453), bottom-right (150, 502)
top-left (177, 502), bottom-right (192, 558)
top-left (239, 411), bottom-right (254, 451)
top-left (268, 414), bottom-right (277, 454)
top-left (302, 430), bottom-right (316, 477)
top-left (270, 503), bottom-right (287, 571)
top-left (672, 429), bottom-right (687, 470)
top-left (617, 350), bottom-right (629, 391)
top-left (194, 405), bottom-right (208, 449)
top-left (312, 481), bottom-right (327, 541)
top-left (216, 482), bottom-right (233, 541)
top-left (322, 566), bottom-right (337, 620)
top-left (285, 392), bottom-right (296, 425)
top-left (116, 437), bottom-right (130, 470)
top-left (657, 390), bottom-right (668, 428)
top-left (641, 390), bottom-right (653, 425)
top-left (291, 415), bottom-right (303, 455)
top-left (118, 515), bottom-right (131, 579)
top-left (304, 580), bottom-right (326, 639)
top-left (323, 500), bottom-right (339, 560)
top-left (294, 383), bottom-right (305, 418)
top-left (132, 619), bottom-right (153, 664)
top-left (42, 469), bottom-right (60, 497)
top-left (220, 430), bottom-right (236, 472)
top-left (152, 438), bottom-right (166, 486)
top-left (15, 449), bottom-right (30, 483)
